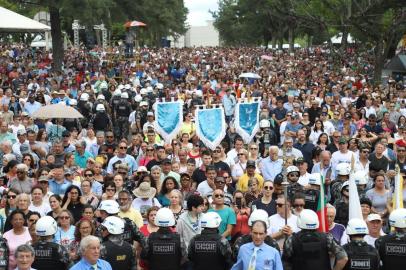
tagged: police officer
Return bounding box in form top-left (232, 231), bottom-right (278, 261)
top-left (96, 200), bottom-right (145, 248)
top-left (283, 209), bottom-right (348, 270)
top-left (343, 218), bottom-right (379, 270)
top-left (110, 88), bottom-right (122, 118)
top-left (77, 92), bottom-right (93, 128)
top-left (90, 104), bottom-right (112, 133)
top-left (334, 181), bottom-right (350, 227)
top-left (330, 163), bottom-right (350, 204)
top-left (188, 212), bottom-right (232, 270)
top-left (375, 208), bottom-right (406, 270)
top-left (302, 173), bottom-right (321, 211)
top-left (286, 166), bottom-right (304, 199)
top-left (31, 216), bottom-right (70, 270)
top-left (0, 233), bottom-right (9, 270)
top-left (100, 216), bottom-right (136, 270)
top-left (115, 92), bottom-right (132, 139)
top-left (257, 119), bottom-right (278, 156)
top-left (141, 207), bottom-right (185, 270)
top-left (232, 209), bottom-right (280, 260)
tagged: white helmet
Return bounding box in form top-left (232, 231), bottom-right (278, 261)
top-left (297, 209), bottom-right (319, 230)
top-left (98, 200), bottom-right (120, 214)
top-left (70, 99), bottom-right (78, 106)
top-left (140, 88), bottom-right (147, 95)
top-left (113, 89), bottom-right (122, 96)
top-left (97, 94), bottom-right (105, 100)
top-left (154, 208), bottom-right (175, 227)
top-left (201, 212), bottom-right (222, 228)
top-left (156, 83), bottom-right (164, 90)
top-left (124, 84), bottom-right (131, 90)
top-left (336, 163), bottom-right (350, 176)
top-left (134, 95), bottom-right (142, 102)
top-left (102, 216), bottom-right (124, 235)
top-left (146, 86), bottom-right (153, 93)
top-left (341, 181), bottom-right (349, 192)
top-left (80, 93), bottom-right (89, 101)
top-left (121, 92), bottom-right (129, 99)
top-left (346, 218), bottom-right (368, 235)
top-left (351, 171), bottom-right (368, 185)
top-left (117, 84), bottom-right (124, 91)
top-left (259, 119), bottom-right (270, 128)
top-left (308, 173), bottom-right (322, 185)
top-left (248, 209), bottom-right (269, 228)
top-left (389, 208), bottom-right (406, 228)
top-left (286, 166), bottom-right (299, 174)
top-left (36, 216), bottom-right (57, 236)
top-left (96, 104), bottom-right (105, 111)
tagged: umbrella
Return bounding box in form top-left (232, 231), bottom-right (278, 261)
top-left (239, 72), bottom-right (261, 79)
top-left (261, 55), bottom-right (273, 61)
top-left (32, 103), bottom-right (84, 119)
top-left (124, 20), bottom-right (147, 27)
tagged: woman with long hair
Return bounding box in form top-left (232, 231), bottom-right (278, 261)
top-left (309, 120), bottom-right (325, 145)
top-left (3, 209), bottom-right (32, 270)
top-left (47, 194), bottom-right (63, 219)
top-left (316, 133), bottom-right (329, 150)
top-left (113, 173), bottom-right (125, 196)
top-left (54, 209), bottom-right (75, 251)
top-left (157, 176), bottom-right (179, 207)
top-left (64, 153), bottom-right (77, 171)
top-left (139, 206), bottom-right (160, 236)
top-left (138, 145), bottom-right (155, 167)
top-left (149, 165), bottom-right (162, 192)
top-left (167, 189), bottom-right (185, 221)
top-left (22, 153), bottom-right (36, 178)
top-left (180, 132), bottom-right (193, 151)
top-left (69, 218), bottom-right (95, 262)
top-left (61, 185), bottom-right (85, 223)
top-left (93, 161), bottom-right (105, 183)
top-left (80, 179), bottom-right (99, 209)
top-left (231, 191), bottom-right (250, 241)
top-left (36, 129), bottom-right (50, 153)
top-left (101, 181), bottom-right (116, 201)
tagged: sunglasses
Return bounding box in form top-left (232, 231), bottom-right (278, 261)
top-left (263, 186), bottom-right (273, 190)
top-left (59, 216), bottom-right (70, 220)
top-left (119, 146), bottom-right (127, 149)
top-left (213, 150), bottom-right (221, 153)
top-left (106, 136), bottom-right (114, 138)
top-left (214, 194), bottom-right (224, 198)
top-left (294, 204), bottom-right (305, 208)
top-left (85, 174), bottom-right (93, 177)
top-left (106, 188), bottom-right (116, 192)
top-left (250, 147), bottom-right (258, 150)
top-left (362, 150), bottom-right (370, 154)
top-left (238, 153), bottom-right (245, 156)
top-left (215, 181), bottom-right (225, 184)
top-left (7, 195), bottom-right (17, 199)
top-left (28, 219), bottom-right (38, 223)
top-left (276, 203), bottom-right (285, 208)
top-left (289, 173), bottom-right (299, 177)
top-left (146, 149), bottom-right (154, 151)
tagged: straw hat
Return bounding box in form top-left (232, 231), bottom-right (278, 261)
top-left (133, 182), bottom-right (156, 199)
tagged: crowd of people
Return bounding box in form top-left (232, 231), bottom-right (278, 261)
top-left (0, 43), bottom-right (405, 270)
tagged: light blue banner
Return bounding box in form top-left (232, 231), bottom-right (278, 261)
top-left (154, 102), bottom-right (183, 142)
top-left (196, 107), bottom-right (226, 150)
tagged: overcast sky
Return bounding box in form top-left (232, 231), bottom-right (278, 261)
top-left (184, 0), bottom-right (219, 26)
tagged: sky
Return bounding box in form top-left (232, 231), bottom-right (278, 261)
top-left (184, 0), bottom-right (219, 26)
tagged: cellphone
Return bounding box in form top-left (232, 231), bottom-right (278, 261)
top-left (235, 197), bottom-right (242, 209)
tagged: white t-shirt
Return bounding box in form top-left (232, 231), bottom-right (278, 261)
top-left (196, 181), bottom-right (213, 197)
top-left (131, 197), bottom-right (162, 218)
top-left (322, 120), bottom-right (335, 135)
top-left (29, 202), bottom-right (51, 217)
top-left (298, 172), bottom-right (310, 186)
top-left (268, 213), bottom-right (300, 249)
top-left (331, 150), bottom-right (354, 169)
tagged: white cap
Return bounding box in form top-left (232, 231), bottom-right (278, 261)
top-left (80, 93), bottom-right (89, 101)
top-left (140, 101), bottom-right (148, 107)
top-left (96, 104), bottom-right (105, 111)
top-left (97, 94), bottom-right (105, 100)
top-left (140, 88), bottom-right (147, 95)
top-left (156, 83), bottom-right (164, 89)
top-left (367, 213), bottom-right (382, 222)
top-left (70, 99), bottom-right (78, 106)
top-left (125, 84), bottom-right (131, 89)
top-left (134, 95), bottom-right (142, 102)
top-left (121, 92), bottom-right (129, 99)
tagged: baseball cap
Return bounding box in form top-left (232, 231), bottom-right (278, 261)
top-left (38, 176), bottom-right (49, 182)
top-left (339, 137), bottom-right (347, 144)
top-left (147, 112), bottom-right (154, 117)
top-left (17, 129), bottom-right (26, 136)
top-left (246, 160), bottom-right (256, 168)
top-left (161, 159), bottom-right (172, 164)
top-left (367, 214), bottom-right (382, 222)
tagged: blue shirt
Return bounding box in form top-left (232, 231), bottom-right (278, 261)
top-left (261, 158), bottom-right (283, 181)
top-left (24, 101), bottom-right (42, 115)
top-left (49, 178), bottom-right (72, 196)
top-left (74, 151), bottom-right (94, 168)
top-left (106, 154), bottom-right (138, 175)
top-left (231, 242), bottom-right (283, 270)
top-left (69, 258), bottom-right (112, 270)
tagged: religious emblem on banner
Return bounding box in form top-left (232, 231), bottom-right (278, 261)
top-left (154, 101), bottom-right (183, 143)
top-left (195, 106), bottom-right (226, 150)
top-left (235, 98), bottom-right (261, 143)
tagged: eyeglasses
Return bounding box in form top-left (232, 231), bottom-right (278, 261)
top-left (7, 195), bottom-right (16, 199)
top-left (250, 147), bottom-right (258, 150)
top-left (106, 136), bottom-right (114, 138)
top-left (289, 173), bottom-right (299, 177)
top-left (238, 153), bottom-right (245, 156)
top-left (119, 146), bottom-right (127, 149)
top-left (276, 203), bottom-right (285, 208)
top-left (362, 150), bottom-right (370, 154)
top-left (59, 216), bottom-right (70, 220)
top-left (85, 174), bottom-right (93, 177)
top-left (213, 150), bottom-right (221, 153)
top-left (146, 149), bottom-right (154, 151)
top-left (264, 186), bottom-right (274, 190)
top-left (106, 188), bottom-right (116, 192)
top-left (294, 204), bottom-right (305, 208)
top-left (23, 158), bottom-right (31, 161)
top-left (214, 194), bottom-right (224, 198)
top-left (215, 181), bottom-right (225, 184)
top-left (28, 219), bottom-right (38, 223)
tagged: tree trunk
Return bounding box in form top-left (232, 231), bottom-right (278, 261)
top-left (373, 39), bottom-right (384, 86)
top-left (288, 27), bottom-right (294, 52)
top-left (341, 29), bottom-right (348, 50)
top-left (271, 36), bottom-right (276, 49)
top-left (49, 5), bottom-right (63, 72)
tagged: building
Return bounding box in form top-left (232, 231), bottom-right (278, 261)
top-left (170, 20), bottom-right (220, 48)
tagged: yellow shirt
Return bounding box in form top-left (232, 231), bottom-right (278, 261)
top-left (236, 173), bottom-right (264, 193)
top-left (118, 208), bottom-right (143, 228)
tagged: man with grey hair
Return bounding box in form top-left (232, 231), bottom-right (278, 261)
top-left (74, 140), bottom-right (94, 169)
top-left (70, 235), bottom-right (112, 270)
top-left (15, 244), bottom-right (35, 270)
top-left (326, 203), bottom-right (348, 245)
top-left (89, 131), bottom-right (105, 157)
top-left (261, 146), bottom-right (283, 181)
top-left (9, 163), bottom-right (33, 194)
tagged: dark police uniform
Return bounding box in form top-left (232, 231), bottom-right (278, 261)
top-left (114, 100), bottom-right (131, 139)
top-left (31, 240), bottom-right (70, 270)
top-left (334, 199), bottom-right (349, 227)
top-left (232, 234), bottom-right (280, 260)
top-left (141, 227), bottom-right (185, 270)
top-left (343, 240), bottom-right (379, 270)
top-left (101, 237), bottom-right (136, 270)
top-left (302, 189), bottom-right (320, 212)
top-left (287, 182), bottom-right (304, 200)
top-left (375, 232), bottom-right (406, 270)
top-left (90, 111), bottom-right (112, 132)
top-left (188, 229), bottom-right (233, 270)
top-left (0, 237), bottom-right (9, 270)
top-left (77, 100), bottom-right (93, 128)
top-left (283, 230), bottom-right (347, 270)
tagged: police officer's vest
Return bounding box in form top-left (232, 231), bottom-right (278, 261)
top-left (103, 240), bottom-right (133, 270)
top-left (191, 231), bottom-right (226, 270)
top-left (122, 217), bottom-right (136, 244)
top-left (0, 238), bottom-right (9, 270)
top-left (31, 241), bottom-right (68, 270)
top-left (116, 101), bottom-right (130, 117)
top-left (92, 113), bottom-right (110, 131)
top-left (378, 234), bottom-right (406, 270)
top-left (291, 231), bottom-right (331, 270)
top-left (334, 200), bottom-right (349, 227)
top-left (111, 96), bottom-right (121, 112)
top-left (147, 231), bottom-right (182, 270)
top-left (303, 189), bottom-right (319, 212)
top-left (343, 241), bottom-right (379, 270)
top-left (287, 183), bottom-right (304, 199)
